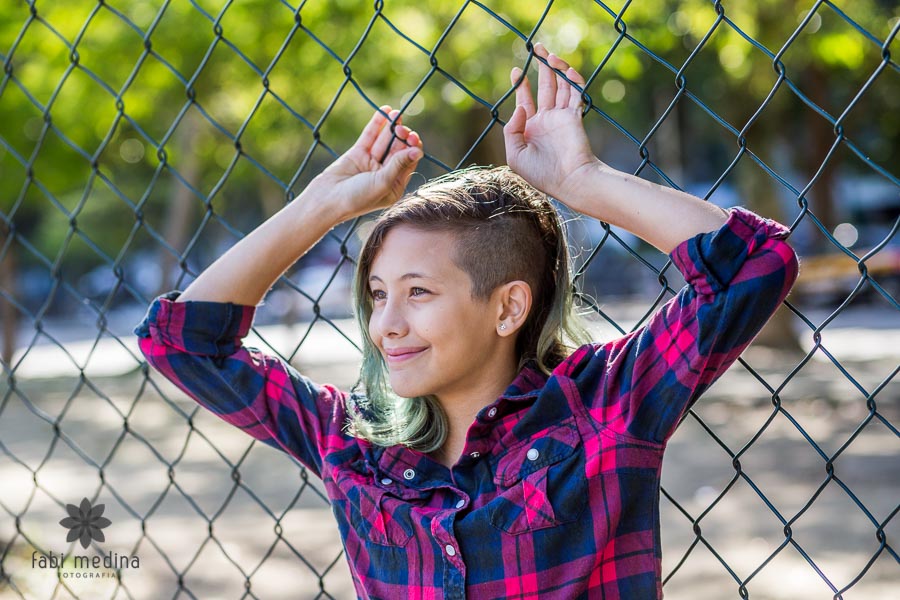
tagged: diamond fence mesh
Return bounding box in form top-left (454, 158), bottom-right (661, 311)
top-left (1, 0), bottom-right (898, 598)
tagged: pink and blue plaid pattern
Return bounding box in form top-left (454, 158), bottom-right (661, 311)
top-left (135, 207), bottom-right (798, 599)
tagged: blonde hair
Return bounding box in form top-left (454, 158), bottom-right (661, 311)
top-left (345, 166), bottom-right (592, 452)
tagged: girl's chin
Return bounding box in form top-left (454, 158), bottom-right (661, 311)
top-left (391, 386), bottom-right (425, 398)
top-left (389, 378), bottom-right (430, 399)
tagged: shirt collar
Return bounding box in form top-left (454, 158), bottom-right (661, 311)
top-left (497, 358), bottom-right (547, 401)
top-left (369, 358), bottom-right (549, 481)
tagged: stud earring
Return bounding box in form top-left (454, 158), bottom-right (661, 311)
top-left (498, 323), bottom-right (507, 331)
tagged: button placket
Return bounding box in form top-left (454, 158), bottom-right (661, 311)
top-left (349, 474), bottom-right (413, 547)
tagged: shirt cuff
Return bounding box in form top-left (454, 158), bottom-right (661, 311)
top-left (669, 206), bottom-right (791, 296)
top-left (133, 291), bottom-right (257, 357)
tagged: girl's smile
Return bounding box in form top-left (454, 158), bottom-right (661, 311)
top-left (384, 347), bottom-right (428, 364)
top-left (366, 224), bottom-right (523, 407)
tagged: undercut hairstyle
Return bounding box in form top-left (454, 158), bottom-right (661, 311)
top-left (345, 165), bottom-right (593, 452)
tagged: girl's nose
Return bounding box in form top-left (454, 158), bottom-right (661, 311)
top-left (374, 297), bottom-right (409, 338)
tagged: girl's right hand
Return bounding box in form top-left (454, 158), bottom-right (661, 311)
top-left (307, 106), bottom-right (423, 221)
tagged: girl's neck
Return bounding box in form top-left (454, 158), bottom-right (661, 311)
top-left (430, 353), bottom-right (520, 468)
top-left (429, 445), bottom-right (459, 469)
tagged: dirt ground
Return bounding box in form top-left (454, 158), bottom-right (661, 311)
top-left (0, 307), bottom-right (897, 599)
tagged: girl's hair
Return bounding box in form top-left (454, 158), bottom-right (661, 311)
top-left (345, 165), bottom-right (593, 453)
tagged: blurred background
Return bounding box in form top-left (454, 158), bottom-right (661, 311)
top-left (0, 1), bottom-right (897, 598)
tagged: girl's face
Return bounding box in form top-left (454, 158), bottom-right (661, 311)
top-left (367, 225), bottom-right (505, 401)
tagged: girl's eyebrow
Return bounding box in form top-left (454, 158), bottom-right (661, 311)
top-left (368, 273), bottom-right (434, 283)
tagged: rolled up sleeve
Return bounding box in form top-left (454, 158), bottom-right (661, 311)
top-left (565, 207), bottom-right (799, 444)
top-left (134, 291), bottom-right (352, 478)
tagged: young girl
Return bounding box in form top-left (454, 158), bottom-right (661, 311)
top-left (135, 44), bottom-right (798, 599)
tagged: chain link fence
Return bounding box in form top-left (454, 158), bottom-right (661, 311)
top-left (1, 0), bottom-right (898, 598)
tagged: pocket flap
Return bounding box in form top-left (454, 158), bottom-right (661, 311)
top-left (493, 421), bottom-right (580, 486)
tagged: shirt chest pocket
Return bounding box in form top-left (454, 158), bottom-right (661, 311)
top-left (337, 462), bottom-right (431, 547)
top-left (488, 421), bottom-right (587, 535)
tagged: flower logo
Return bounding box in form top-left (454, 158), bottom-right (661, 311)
top-left (59, 497), bottom-right (111, 549)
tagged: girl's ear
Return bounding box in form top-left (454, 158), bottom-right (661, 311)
top-left (495, 280), bottom-right (532, 336)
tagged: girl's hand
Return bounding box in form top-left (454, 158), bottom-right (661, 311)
top-left (308, 106), bottom-right (423, 221)
top-left (503, 43), bottom-right (602, 203)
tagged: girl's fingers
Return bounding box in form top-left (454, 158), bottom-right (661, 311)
top-left (394, 125), bottom-right (419, 150)
top-left (534, 43), bottom-right (557, 110)
top-left (370, 109), bottom-right (401, 161)
top-left (567, 67), bottom-right (587, 111)
top-left (393, 126), bottom-right (419, 155)
top-left (356, 105), bottom-right (392, 152)
top-left (548, 53), bottom-right (571, 108)
top-left (510, 67), bottom-right (536, 119)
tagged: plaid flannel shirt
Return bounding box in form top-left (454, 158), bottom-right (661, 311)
top-left (134, 207), bottom-right (798, 599)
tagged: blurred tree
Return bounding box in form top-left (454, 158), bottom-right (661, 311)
top-left (0, 0), bottom-right (896, 354)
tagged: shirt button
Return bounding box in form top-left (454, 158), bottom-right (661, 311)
top-left (469, 451), bottom-right (480, 459)
top-left (526, 448), bottom-right (540, 461)
top-left (487, 407), bottom-right (497, 418)
top-left (403, 468), bottom-right (416, 480)
top-left (380, 478), bottom-right (392, 485)
top-left (455, 499), bottom-right (465, 509)
top-left (445, 544), bottom-right (456, 557)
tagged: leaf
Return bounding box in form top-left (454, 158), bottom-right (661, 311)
top-left (89, 503), bottom-right (106, 519)
top-left (92, 516), bottom-right (112, 529)
top-left (65, 504), bottom-right (81, 519)
top-left (79, 529), bottom-right (92, 549)
top-left (78, 498), bottom-right (92, 518)
top-left (89, 526), bottom-right (106, 543)
top-left (59, 517), bottom-right (80, 529)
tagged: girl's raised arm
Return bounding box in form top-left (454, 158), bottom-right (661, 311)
top-left (503, 43), bottom-right (728, 253)
top-left (504, 44), bottom-right (799, 445)
top-left (134, 108), bottom-right (423, 476)
top-left (178, 107), bottom-right (423, 305)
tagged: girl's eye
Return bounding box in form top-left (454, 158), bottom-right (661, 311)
top-left (369, 287), bottom-right (429, 301)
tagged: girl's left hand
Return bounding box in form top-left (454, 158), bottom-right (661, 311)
top-left (308, 106), bottom-right (423, 221)
top-left (503, 43), bottom-right (602, 202)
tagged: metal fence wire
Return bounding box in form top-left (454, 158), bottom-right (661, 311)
top-left (1, 0), bottom-right (898, 598)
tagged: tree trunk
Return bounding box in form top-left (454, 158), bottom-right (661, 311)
top-left (461, 105), bottom-right (505, 168)
top-left (804, 63), bottom-right (839, 249)
top-left (260, 179), bottom-right (302, 327)
top-left (653, 86), bottom-right (685, 186)
top-left (0, 224), bottom-right (16, 365)
top-left (158, 114), bottom-right (202, 295)
top-left (737, 141), bottom-right (804, 353)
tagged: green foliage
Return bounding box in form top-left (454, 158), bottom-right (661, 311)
top-left (1, 0), bottom-right (897, 277)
